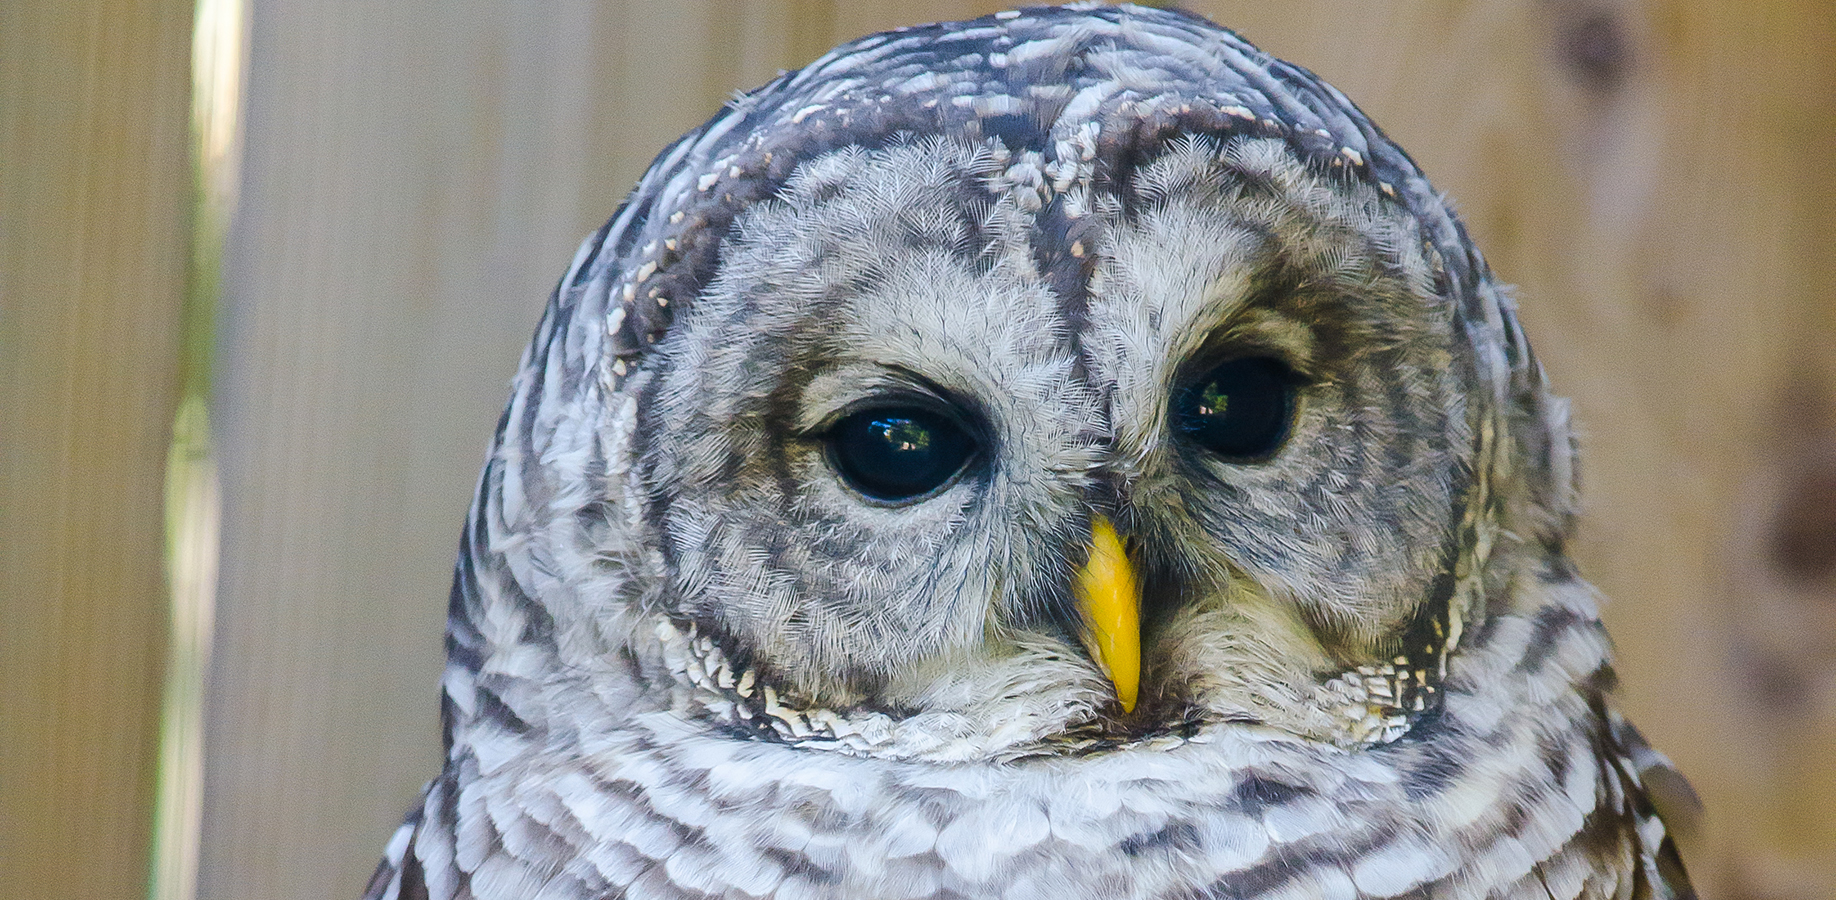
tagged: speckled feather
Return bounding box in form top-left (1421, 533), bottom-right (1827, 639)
top-left (362, 6), bottom-right (1695, 899)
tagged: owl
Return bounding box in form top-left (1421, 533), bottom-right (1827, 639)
top-left (362, 5), bottom-right (1697, 899)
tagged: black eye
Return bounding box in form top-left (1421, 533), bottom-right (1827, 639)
top-left (826, 408), bottom-right (977, 502)
top-left (1173, 357), bottom-right (1297, 460)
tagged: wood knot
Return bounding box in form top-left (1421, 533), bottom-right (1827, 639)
top-left (1768, 467), bottom-right (1836, 585)
top-left (1557, 8), bottom-right (1633, 93)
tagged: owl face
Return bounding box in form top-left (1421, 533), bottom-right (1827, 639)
top-left (637, 132), bottom-right (1473, 742)
top-left (367, 10), bottom-right (1698, 900)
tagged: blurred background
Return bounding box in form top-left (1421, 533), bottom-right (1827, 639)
top-left (4, 1), bottom-right (1834, 898)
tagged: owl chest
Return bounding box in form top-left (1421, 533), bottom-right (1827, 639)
top-left (435, 732), bottom-right (1636, 900)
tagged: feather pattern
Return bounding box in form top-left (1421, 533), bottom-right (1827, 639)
top-left (362, 6), bottom-right (1695, 898)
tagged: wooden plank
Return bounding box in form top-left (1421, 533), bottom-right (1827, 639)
top-left (0, 1), bottom-right (195, 897)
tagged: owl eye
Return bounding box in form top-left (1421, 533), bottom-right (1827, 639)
top-left (1173, 357), bottom-right (1297, 460)
top-left (826, 407), bottom-right (977, 502)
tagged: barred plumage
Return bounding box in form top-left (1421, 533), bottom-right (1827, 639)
top-left (363, 6), bottom-right (1695, 899)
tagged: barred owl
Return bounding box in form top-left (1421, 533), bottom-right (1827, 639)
top-left (363, 6), bottom-right (1696, 899)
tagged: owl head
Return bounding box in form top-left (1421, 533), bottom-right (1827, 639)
top-left (447, 4), bottom-right (1579, 764)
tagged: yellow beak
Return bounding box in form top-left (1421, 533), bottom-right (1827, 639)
top-left (1073, 516), bottom-right (1141, 713)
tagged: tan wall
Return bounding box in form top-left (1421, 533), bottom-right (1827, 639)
top-left (0, 1), bottom-right (196, 898)
top-left (5, 2), bottom-right (1832, 899)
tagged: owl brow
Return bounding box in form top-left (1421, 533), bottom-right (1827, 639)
top-left (1174, 275), bottom-right (1327, 384)
top-left (789, 364), bottom-right (978, 436)
top-left (1216, 235), bottom-right (1425, 381)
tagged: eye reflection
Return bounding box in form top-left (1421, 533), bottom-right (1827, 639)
top-left (826, 408), bottom-right (976, 502)
top-left (1173, 357), bottom-right (1296, 460)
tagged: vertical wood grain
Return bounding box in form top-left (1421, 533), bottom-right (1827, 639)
top-left (0, 1), bottom-right (195, 897)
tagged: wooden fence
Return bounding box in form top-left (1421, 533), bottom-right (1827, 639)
top-left (5, 2), bottom-right (1834, 898)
